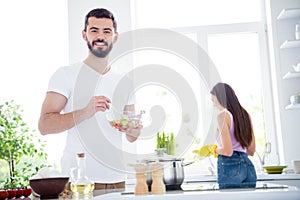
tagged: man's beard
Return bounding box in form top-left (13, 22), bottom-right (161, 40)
top-left (87, 39), bottom-right (113, 58)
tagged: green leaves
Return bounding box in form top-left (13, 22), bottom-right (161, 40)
top-left (0, 100), bottom-right (48, 189)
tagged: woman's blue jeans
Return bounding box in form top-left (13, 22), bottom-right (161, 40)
top-left (217, 151), bottom-right (257, 189)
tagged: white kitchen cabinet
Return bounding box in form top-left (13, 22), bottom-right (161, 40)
top-left (280, 39), bottom-right (300, 48)
top-left (285, 103), bottom-right (300, 110)
top-left (277, 8), bottom-right (300, 20)
top-left (277, 8), bottom-right (300, 110)
top-left (283, 71), bottom-right (300, 79)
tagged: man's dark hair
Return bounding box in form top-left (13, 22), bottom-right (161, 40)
top-left (84, 8), bottom-right (117, 32)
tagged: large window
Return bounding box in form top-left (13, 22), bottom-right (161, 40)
top-left (131, 0), bottom-right (276, 175)
top-left (133, 0), bottom-right (262, 28)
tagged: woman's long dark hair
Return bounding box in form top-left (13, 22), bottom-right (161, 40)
top-left (210, 82), bottom-right (253, 148)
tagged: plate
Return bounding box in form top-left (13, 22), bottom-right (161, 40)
top-left (263, 166), bottom-right (287, 174)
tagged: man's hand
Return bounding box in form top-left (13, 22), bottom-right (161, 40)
top-left (124, 124), bottom-right (143, 142)
top-left (83, 96), bottom-right (111, 118)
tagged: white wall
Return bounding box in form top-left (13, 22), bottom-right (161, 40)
top-left (266, 0), bottom-right (300, 167)
top-left (0, 0), bottom-right (69, 167)
top-left (68, 0), bottom-right (132, 64)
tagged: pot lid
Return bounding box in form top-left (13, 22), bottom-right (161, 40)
top-left (138, 148), bottom-right (184, 163)
top-left (141, 156), bottom-right (184, 163)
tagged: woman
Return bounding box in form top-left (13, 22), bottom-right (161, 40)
top-left (210, 82), bottom-right (257, 189)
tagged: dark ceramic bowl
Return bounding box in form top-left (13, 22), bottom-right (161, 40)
top-left (29, 177), bottom-right (69, 199)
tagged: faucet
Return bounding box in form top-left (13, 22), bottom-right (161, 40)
top-left (207, 156), bottom-right (216, 175)
top-left (208, 166), bottom-right (215, 176)
top-left (256, 142), bottom-right (271, 166)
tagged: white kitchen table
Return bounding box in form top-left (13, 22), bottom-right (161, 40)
top-left (92, 175), bottom-right (300, 200)
top-left (183, 173), bottom-right (300, 187)
top-left (93, 183), bottom-right (300, 200)
top-left (42, 174), bottom-right (300, 199)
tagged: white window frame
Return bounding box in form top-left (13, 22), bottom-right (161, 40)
top-left (130, 0), bottom-right (281, 169)
top-left (172, 21), bottom-right (279, 164)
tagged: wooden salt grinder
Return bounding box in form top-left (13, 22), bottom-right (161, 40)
top-left (151, 162), bottom-right (166, 195)
top-left (134, 163), bottom-right (148, 195)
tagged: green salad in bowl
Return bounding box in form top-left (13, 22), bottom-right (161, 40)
top-left (106, 110), bottom-right (145, 131)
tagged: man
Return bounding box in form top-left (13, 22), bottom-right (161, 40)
top-left (38, 8), bottom-right (141, 191)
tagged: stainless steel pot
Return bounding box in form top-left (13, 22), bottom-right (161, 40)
top-left (144, 158), bottom-right (193, 190)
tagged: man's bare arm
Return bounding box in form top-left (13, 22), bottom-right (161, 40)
top-left (38, 92), bottom-right (110, 135)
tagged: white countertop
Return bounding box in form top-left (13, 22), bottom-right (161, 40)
top-left (93, 182), bottom-right (300, 200)
top-left (91, 174), bottom-right (300, 200)
top-left (124, 173), bottom-right (300, 185)
top-left (184, 173), bottom-right (300, 182)
top-left (95, 191), bottom-right (300, 200)
top-left (257, 173), bottom-right (300, 180)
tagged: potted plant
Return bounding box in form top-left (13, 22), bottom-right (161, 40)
top-left (0, 100), bottom-right (48, 189)
top-left (156, 132), bottom-right (175, 155)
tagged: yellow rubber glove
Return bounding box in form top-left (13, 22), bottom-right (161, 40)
top-left (210, 144), bottom-right (218, 158)
top-left (193, 144), bottom-right (218, 158)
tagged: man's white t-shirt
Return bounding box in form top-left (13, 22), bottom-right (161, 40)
top-left (47, 62), bottom-right (134, 183)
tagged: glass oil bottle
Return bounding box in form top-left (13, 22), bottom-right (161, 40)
top-left (70, 153), bottom-right (95, 199)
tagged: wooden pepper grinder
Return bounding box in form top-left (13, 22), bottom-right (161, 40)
top-left (150, 162), bottom-right (166, 195)
top-left (134, 163), bottom-right (148, 195)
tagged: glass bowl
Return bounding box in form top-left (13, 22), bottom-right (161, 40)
top-left (106, 110), bottom-right (145, 130)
